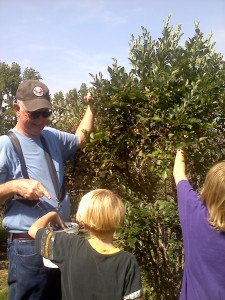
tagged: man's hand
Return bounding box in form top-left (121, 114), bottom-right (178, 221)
top-left (13, 178), bottom-right (51, 200)
top-left (83, 92), bottom-right (93, 104)
top-left (75, 92), bottom-right (95, 148)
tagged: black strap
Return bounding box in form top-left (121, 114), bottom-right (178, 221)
top-left (40, 135), bottom-right (66, 201)
top-left (6, 131), bottom-right (37, 206)
top-left (40, 135), bottom-right (61, 200)
top-left (6, 131), bottom-right (65, 206)
top-left (6, 131), bottom-right (29, 179)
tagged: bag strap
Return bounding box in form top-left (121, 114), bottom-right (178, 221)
top-left (6, 131), bottom-right (65, 204)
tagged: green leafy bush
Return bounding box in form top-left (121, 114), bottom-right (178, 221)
top-left (69, 17), bottom-right (225, 298)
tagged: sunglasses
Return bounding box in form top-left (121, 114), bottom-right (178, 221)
top-left (26, 110), bottom-right (52, 120)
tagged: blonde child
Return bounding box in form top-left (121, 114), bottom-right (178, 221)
top-left (173, 149), bottom-right (225, 299)
top-left (29, 189), bottom-right (143, 300)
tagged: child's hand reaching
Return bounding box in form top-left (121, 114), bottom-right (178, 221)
top-left (173, 148), bottom-right (187, 185)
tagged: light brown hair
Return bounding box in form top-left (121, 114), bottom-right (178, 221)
top-left (200, 161), bottom-right (225, 231)
top-left (76, 189), bottom-right (125, 233)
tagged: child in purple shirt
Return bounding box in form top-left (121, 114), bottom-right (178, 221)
top-left (173, 149), bottom-right (225, 300)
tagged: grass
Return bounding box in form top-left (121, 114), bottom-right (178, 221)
top-left (0, 267), bottom-right (8, 300)
top-left (0, 218), bottom-right (8, 300)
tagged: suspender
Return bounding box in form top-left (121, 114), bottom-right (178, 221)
top-left (6, 131), bottom-right (29, 179)
top-left (40, 135), bottom-right (61, 200)
top-left (5, 131), bottom-right (65, 206)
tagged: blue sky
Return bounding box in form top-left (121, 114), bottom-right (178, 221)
top-left (0, 0), bottom-right (224, 95)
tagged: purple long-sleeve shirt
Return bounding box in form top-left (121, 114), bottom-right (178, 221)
top-left (177, 180), bottom-right (225, 300)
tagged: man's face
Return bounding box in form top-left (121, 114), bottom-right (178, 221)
top-left (15, 101), bottom-right (52, 138)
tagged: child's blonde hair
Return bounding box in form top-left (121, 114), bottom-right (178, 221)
top-left (76, 189), bottom-right (125, 233)
top-left (200, 161), bottom-right (225, 231)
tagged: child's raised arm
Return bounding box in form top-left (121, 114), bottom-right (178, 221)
top-left (28, 211), bottom-right (65, 238)
top-left (173, 149), bottom-right (188, 185)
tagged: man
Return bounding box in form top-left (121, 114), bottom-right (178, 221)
top-left (0, 80), bottom-right (95, 300)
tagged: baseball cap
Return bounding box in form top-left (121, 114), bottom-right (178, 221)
top-left (16, 80), bottom-right (52, 111)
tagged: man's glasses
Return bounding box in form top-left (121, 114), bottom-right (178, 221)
top-left (27, 110), bottom-right (52, 120)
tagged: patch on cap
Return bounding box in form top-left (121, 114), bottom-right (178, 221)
top-left (33, 86), bottom-right (44, 97)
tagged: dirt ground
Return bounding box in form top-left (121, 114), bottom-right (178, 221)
top-left (0, 237), bottom-right (7, 261)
